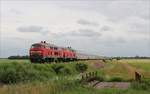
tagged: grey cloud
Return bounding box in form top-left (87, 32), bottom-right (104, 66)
top-left (10, 37), bottom-right (26, 41)
top-left (68, 29), bottom-right (101, 37)
top-left (67, 0), bottom-right (149, 23)
top-left (60, 29), bottom-right (101, 37)
top-left (17, 25), bottom-right (49, 34)
top-left (10, 9), bottom-right (22, 15)
top-left (103, 1), bottom-right (149, 22)
top-left (77, 19), bottom-right (99, 26)
top-left (117, 37), bottom-right (126, 43)
top-left (77, 29), bottom-right (101, 37)
top-left (1, 0), bottom-right (150, 57)
top-left (100, 26), bottom-right (113, 32)
top-left (127, 17), bottom-right (149, 34)
top-left (131, 24), bottom-right (148, 34)
top-left (94, 35), bottom-right (127, 45)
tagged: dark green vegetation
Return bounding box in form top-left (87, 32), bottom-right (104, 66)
top-left (0, 60), bottom-right (79, 84)
top-left (0, 59), bottom-right (150, 94)
top-left (75, 63), bottom-right (88, 73)
top-left (8, 55), bottom-right (29, 59)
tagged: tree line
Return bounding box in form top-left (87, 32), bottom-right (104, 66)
top-left (112, 56), bottom-right (150, 60)
top-left (7, 55), bottom-right (150, 60)
top-left (8, 55), bottom-right (29, 59)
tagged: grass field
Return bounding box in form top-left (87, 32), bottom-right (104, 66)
top-left (120, 59), bottom-right (150, 71)
top-left (0, 59), bottom-right (150, 94)
top-left (0, 59), bottom-right (30, 63)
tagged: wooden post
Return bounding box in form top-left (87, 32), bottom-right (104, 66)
top-left (95, 71), bottom-right (97, 77)
top-left (135, 71), bottom-right (141, 82)
top-left (92, 72), bottom-right (95, 77)
top-left (86, 73), bottom-right (88, 79)
top-left (82, 75), bottom-right (84, 80)
top-left (89, 72), bottom-right (92, 77)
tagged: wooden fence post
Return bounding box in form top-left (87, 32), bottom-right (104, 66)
top-left (92, 72), bottom-right (95, 77)
top-left (95, 71), bottom-right (97, 77)
top-left (82, 75), bottom-right (84, 80)
top-left (89, 72), bottom-right (92, 77)
top-left (135, 71), bottom-right (141, 82)
top-left (86, 73), bottom-right (88, 79)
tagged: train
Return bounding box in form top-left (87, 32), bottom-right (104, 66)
top-left (29, 41), bottom-right (77, 63)
top-left (29, 41), bottom-right (103, 63)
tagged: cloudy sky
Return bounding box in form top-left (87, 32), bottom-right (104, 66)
top-left (0, 0), bottom-right (150, 57)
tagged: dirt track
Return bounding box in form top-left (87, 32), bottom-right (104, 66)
top-left (94, 82), bottom-right (130, 89)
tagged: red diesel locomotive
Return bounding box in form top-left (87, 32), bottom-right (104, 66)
top-left (29, 41), bottom-right (77, 63)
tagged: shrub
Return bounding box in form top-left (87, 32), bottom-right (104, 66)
top-left (8, 55), bottom-right (29, 59)
top-left (109, 76), bottom-right (123, 82)
top-left (103, 59), bottom-right (112, 63)
top-left (51, 64), bottom-right (64, 74)
top-left (102, 59), bottom-right (106, 63)
top-left (59, 67), bottom-right (71, 75)
top-left (51, 64), bottom-right (71, 75)
top-left (0, 67), bottom-right (17, 83)
top-left (75, 63), bottom-right (88, 73)
top-left (97, 76), bottom-right (104, 82)
top-left (0, 62), bottom-right (74, 84)
top-left (0, 63), bottom-right (53, 84)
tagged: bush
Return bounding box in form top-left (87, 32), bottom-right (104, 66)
top-left (103, 59), bottom-right (112, 63)
top-left (97, 76), bottom-right (104, 82)
top-left (8, 55), bottom-right (29, 59)
top-left (60, 67), bottom-right (71, 75)
top-left (0, 62), bottom-right (75, 84)
top-left (109, 76), bottom-right (123, 82)
top-left (0, 67), bottom-right (17, 83)
top-left (0, 62), bottom-right (53, 84)
top-left (75, 63), bottom-right (88, 73)
top-left (51, 64), bottom-right (71, 75)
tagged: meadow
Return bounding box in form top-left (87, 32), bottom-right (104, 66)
top-left (0, 59), bottom-right (150, 94)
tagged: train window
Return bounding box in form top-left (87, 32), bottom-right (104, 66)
top-left (31, 44), bottom-right (43, 48)
top-left (54, 47), bottom-right (58, 50)
top-left (50, 47), bottom-right (53, 49)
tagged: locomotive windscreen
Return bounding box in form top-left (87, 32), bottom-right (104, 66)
top-left (31, 44), bottom-right (43, 48)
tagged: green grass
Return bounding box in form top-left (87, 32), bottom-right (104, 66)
top-left (1, 81), bottom-right (150, 94)
top-left (0, 59), bottom-right (30, 63)
top-left (118, 59), bottom-right (150, 79)
top-left (0, 60), bottom-right (79, 84)
top-left (120, 59), bottom-right (150, 71)
top-left (0, 59), bottom-right (150, 94)
top-left (120, 59), bottom-right (150, 63)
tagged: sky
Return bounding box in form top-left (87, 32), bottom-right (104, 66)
top-left (0, 0), bottom-right (150, 58)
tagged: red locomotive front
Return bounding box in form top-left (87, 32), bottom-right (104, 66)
top-left (29, 41), bottom-right (77, 63)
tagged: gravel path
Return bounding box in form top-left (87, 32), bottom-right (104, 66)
top-left (94, 82), bottom-right (130, 89)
